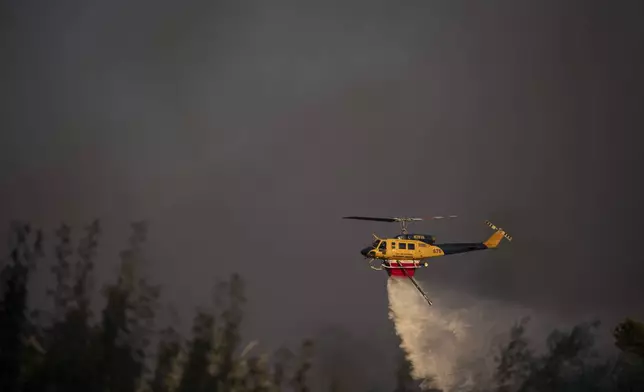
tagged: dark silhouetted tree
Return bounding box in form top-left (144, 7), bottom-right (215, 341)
top-left (517, 320), bottom-right (603, 392)
top-left (97, 221), bottom-right (158, 392)
top-left (614, 318), bottom-right (644, 361)
top-left (177, 310), bottom-right (216, 392)
top-left (0, 222), bottom-right (43, 392)
top-left (612, 318), bottom-right (644, 391)
top-left (150, 327), bottom-right (182, 392)
top-left (49, 223), bottom-right (73, 320)
top-left (212, 273), bottom-right (247, 389)
top-left (494, 316), bottom-right (535, 392)
top-left (290, 339), bottom-right (314, 392)
top-left (272, 346), bottom-right (295, 391)
top-left (23, 220), bottom-right (102, 392)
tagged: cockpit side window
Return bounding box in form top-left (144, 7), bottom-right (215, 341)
top-left (378, 241), bottom-right (387, 251)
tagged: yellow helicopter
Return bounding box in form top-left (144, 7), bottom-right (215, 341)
top-left (343, 215), bottom-right (512, 306)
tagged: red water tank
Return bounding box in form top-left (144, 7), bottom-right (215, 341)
top-left (384, 261), bottom-right (418, 277)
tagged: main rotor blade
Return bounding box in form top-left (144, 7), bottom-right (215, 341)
top-left (342, 216), bottom-right (397, 222)
top-left (343, 215), bottom-right (456, 223)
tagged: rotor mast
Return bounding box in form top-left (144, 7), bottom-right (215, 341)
top-left (397, 217), bottom-right (420, 234)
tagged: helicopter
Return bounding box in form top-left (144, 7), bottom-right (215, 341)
top-left (343, 215), bottom-right (512, 306)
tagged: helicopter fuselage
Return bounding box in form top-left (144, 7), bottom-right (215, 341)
top-left (361, 235), bottom-right (488, 260)
top-left (360, 232), bottom-right (500, 277)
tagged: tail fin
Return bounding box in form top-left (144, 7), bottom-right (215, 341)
top-left (483, 220), bottom-right (512, 249)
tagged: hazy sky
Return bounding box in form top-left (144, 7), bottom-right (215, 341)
top-left (2, 0), bottom-right (644, 387)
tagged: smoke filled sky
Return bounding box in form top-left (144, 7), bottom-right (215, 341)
top-left (2, 0), bottom-right (644, 372)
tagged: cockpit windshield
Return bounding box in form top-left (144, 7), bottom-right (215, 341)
top-left (372, 240), bottom-right (380, 248)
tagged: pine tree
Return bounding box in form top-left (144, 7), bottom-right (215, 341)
top-left (612, 318), bottom-right (644, 391)
top-left (494, 317), bottom-right (535, 392)
top-left (290, 339), bottom-right (314, 392)
top-left (24, 220), bottom-right (102, 392)
top-left (97, 221), bottom-right (157, 392)
top-left (0, 222), bottom-right (43, 392)
top-left (213, 273), bottom-right (247, 389)
top-left (49, 223), bottom-right (74, 321)
top-left (178, 310), bottom-right (215, 392)
top-left (272, 346), bottom-right (294, 392)
top-left (518, 320), bottom-right (601, 392)
top-left (150, 327), bottom-right (182, 392)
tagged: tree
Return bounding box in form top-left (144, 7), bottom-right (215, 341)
top-left (97, 221), bottom-right (158, 392)
top-left (271, 346), bottom-right (295, 392)
top-left (0, 222), bottom-right (43, 392)
top-left (49, 223), bottom-right (74, 321)
top-left (23, 220), bottom-right (103, 392)
top-left (612, 318), bottom-right (644, 391)
top-left (290, 339), bottom-right (314, 392)
top-left (211, 273), bottom-right (247, 388)
top-left (518, 320), bottom-right (601, 392)
top-left (0, 220), bottom-right (325, 392)
top-left (177, 310), bottom-right (215, 392)
top-left (150, 327), bottom-right (183, 392)
top-left (614, 318), bottom-right (644, 361)
top-left (493, 317), bottom-right (535, 392)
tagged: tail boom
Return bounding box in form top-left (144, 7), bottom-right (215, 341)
top-left (435, 242), bottom-right (488, 255)
top-left (431, 220), bottom-right (512, 255)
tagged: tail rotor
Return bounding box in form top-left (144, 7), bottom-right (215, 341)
top-left (485, 220), bottom-right (513, 242)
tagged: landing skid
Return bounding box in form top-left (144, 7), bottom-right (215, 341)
top-left (368, 259), bottom-right (425, 271)
top-left (381, 262), bottom-right (425, 269)
top-left (368, 258), bottom-right (384, 271)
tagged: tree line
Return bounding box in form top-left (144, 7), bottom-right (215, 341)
top-left (0, 220), bottom-right (642, 392)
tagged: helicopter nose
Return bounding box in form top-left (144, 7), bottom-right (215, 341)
top-left (360, 247), bottom-right (372, 257)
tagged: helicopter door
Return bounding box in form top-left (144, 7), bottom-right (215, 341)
top-left (407, 242), bottom-right (416, 257)
top-left (378, 240), bottom-right (387, 256)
